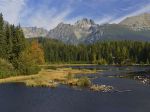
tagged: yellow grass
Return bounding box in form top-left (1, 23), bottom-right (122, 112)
top-left (0, 67), bottom-right (114, 92)
top-left (0, 67), bottom-right (97, 88)
top-left (0, 74), bottom-right (38, 84)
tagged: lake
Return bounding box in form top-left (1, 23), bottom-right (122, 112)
top-left (0, 66), bottom-right (150, 112)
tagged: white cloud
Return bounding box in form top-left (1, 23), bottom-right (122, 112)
top-left (0, 0), bottom-right (26, 25)
top-left (110, 3), bottom-right (150, 23)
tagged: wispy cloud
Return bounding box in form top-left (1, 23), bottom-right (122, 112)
top-left (21, 0), bottom-right (73, 30)
top-left (0, 0), bottom-right (72, 30)
top-left (0, 0), bottom-right (26, 25)
top-left (25, 8), bottom-right (71, 30)
top-left (110, 3), bottom-right (150, 23)
top-left (1, 0), bottom-right (150, 29)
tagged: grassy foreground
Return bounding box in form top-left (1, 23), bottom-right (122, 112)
top-left (0, 68), bottom-right (95, 85)
top-left (0, 67), bottom-right (113, 92)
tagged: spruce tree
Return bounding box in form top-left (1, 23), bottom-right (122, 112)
top-left (5, 23), bottom-right (13, 60)
top-left (0, 13), bottom-right (6, 58)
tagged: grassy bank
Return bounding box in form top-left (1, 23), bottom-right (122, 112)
top-left (0, 67), bottom-right (112, 91)
top-left (0, 68), bottom-right (95, 86)
top-left (0, 67), bottom-right (113, 92)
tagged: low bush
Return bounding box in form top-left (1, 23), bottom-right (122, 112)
top-left (0, 58), bottom-right (17, 78)
top-left (18, 64), bottom-right (41, 75)
top-left (77, 76), bottom-right (91, 87)
top-left (97, 58), bottom-right (107, 65)
top-left (17, 49), bottom-right (41, 75)
top-left (0, 58), bottom-right (14, 70)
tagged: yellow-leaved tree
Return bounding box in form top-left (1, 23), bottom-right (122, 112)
top-left (18, 40), bottom-right (45, 75)
top-left (30, 40), bottom-right (45, 65)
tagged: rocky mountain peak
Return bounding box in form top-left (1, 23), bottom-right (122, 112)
top-left (56, 22), bottom-right (72, 29)
top-left (75, 18), bottom-right (95, 28)
top-left (22, 27), bottom-right (48, 38)
top-left (57, 22), bottom-right (65, 27)
top-left (23, 13), bottom-right (150, 43)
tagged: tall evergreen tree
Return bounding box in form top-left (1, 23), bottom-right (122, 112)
top-left (5, 24), bottom-right (12, 60)
top-left (0, 13), bottom-right (6, 58)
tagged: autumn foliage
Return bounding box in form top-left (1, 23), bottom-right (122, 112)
top-left (18, 40), bottom-right (45, 75)
top-left (30, 40), bottom-right (45, 65)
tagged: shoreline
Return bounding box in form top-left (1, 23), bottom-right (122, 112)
top-left (0, 67), bottom-right (113, 92)
top-left (1, 64), bottom-right (149, 84)
top-left (40, 64), bottom-right (150, 67)
top-left (0, 68), bottom-right (96, 85)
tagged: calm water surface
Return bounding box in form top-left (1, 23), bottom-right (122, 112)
top-left (0, 66), bottom-right (150, 112)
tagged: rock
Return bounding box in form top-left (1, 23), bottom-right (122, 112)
top-left (22, 27), bottom-right (48, 38)
top-left (90, 84), bottom-right (113, 92)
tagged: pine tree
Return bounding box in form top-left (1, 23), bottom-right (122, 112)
top-left (5, 23), bottom-right (13, 60)
top-left (0, 13), bottom-right (6, 58)
top-left (10, 25), bottom-right (26, 69)
top-left (0, 13), bottom-right (3, 31)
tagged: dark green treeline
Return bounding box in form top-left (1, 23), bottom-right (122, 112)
top-left (0, 13), bottom-right (41, 78)
top-left (0, 13), bottom-right (26, 68)
top-left (36, 38), bottom-right (150, 65)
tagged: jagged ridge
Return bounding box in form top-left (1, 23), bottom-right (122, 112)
top-left (23, 13), bottom-right (150, 44)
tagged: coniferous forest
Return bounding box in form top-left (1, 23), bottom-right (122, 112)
top-left (0, 12), bottom-right (150, 79)
top-left (0, 13), bottom-right (44, 78)
top-left (36, 38), bottom-right (150, 65)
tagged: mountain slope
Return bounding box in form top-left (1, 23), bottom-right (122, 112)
top-left (47, 18), bottom-right (98, 44)
top-left (23, 13), bottom-right (150, 44)
top-left (22, 27), bottom-right (48, 38)
top-left (119, 13), bottom-right (150, 31)
top-left (84, 24), bottom-right (150, 44)
top-left (47, 16), bottom-right (150, 44)
top-left (47, 23), bottom-right (78, 44)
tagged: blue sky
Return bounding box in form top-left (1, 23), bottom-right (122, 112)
top-left (0, 0), bottom-right (150, 30)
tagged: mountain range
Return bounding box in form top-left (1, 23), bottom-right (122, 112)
top-left (22, 13), bottom-right (150, 44)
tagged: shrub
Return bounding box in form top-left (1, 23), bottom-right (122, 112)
top-left (98, 58), bottom-right (107, 65)
top-left (0, 58), bottom-right (17, 78)
top-left (18, 63), bottom-right (40, 75)
top-left (0, 58), bottom-right (14, 70)
top-left (77, 76), bottom-right (91, 87)
top-left (16, 40), bottom-right (45, 75)
top-left (18, 50), bottom-right (41, 75)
